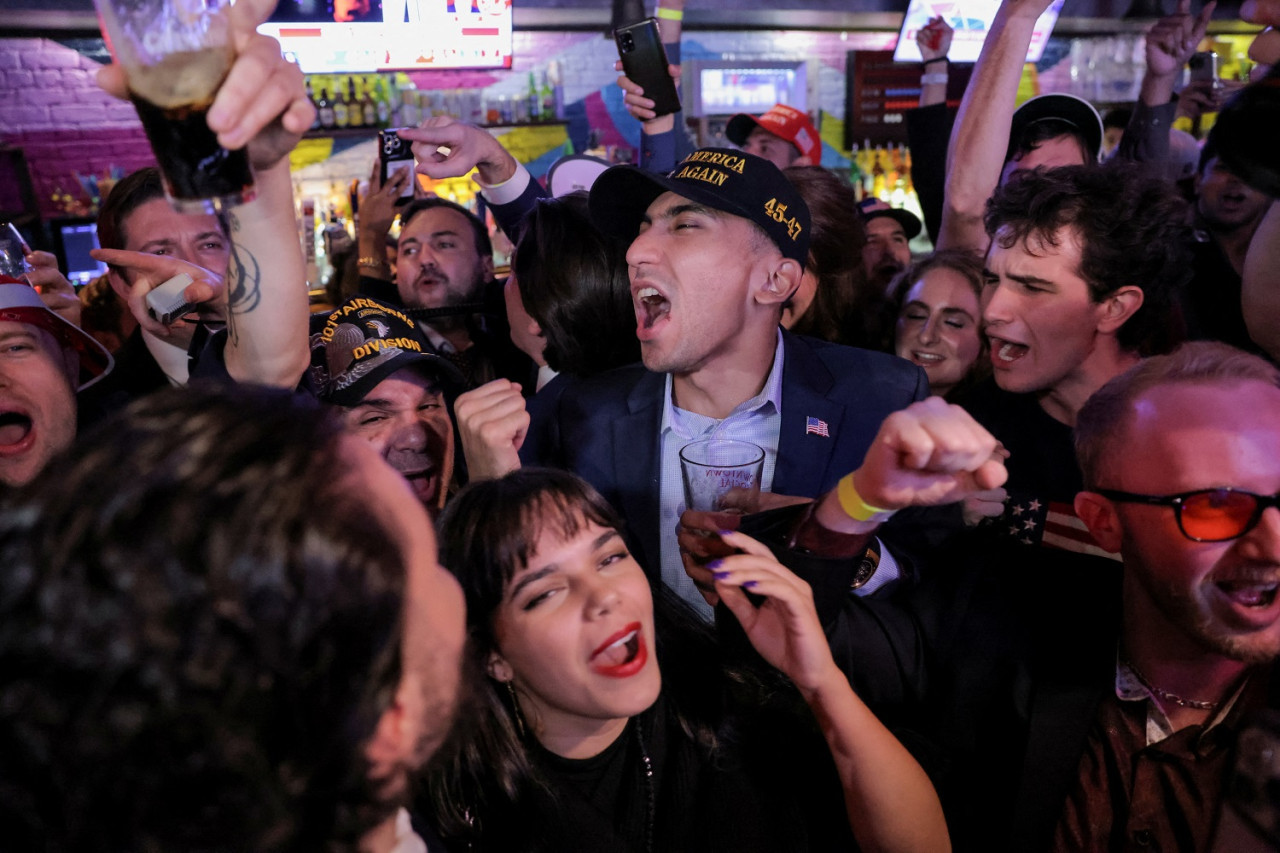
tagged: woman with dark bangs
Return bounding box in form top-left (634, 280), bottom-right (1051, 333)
top-left (419, 468), bottom-right (948, 853)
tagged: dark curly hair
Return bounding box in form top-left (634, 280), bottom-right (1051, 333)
top-left (512, 192), bottom-right (639, 376)
top-left (984, 163), bottom-right (1191, 355)
top-left (0, 384), bottom-right (408, 852)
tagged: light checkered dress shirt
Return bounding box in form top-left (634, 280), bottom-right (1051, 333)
top-left (657, 330), bottom-right (786, 618)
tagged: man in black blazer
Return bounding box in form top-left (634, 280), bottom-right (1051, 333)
top-left (782, 341), bottom-right (1280, 851)
top-left (521, 148), bottom-right (926, 615)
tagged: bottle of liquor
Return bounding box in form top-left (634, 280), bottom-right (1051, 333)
top-left (374, 76), bottom-right (392, 127)
top-left (539, 71), bottom-right (556, 121)
top-left (347, 78), bottom-right (365, 128)
top-left (361, 78), bottom-right (378, 127)
top-left (317, 86), bottom-right (336, 130)
top-left (333, 79), bottom-right (351, 128)
top-left (305, 78), bottom-right (320, 130)
top-left (872, 146), bottom-right (888, 201)
top-left (848, 144), bottom-right (863, 202)
top-left (527, 71), bottom-right (541, 121)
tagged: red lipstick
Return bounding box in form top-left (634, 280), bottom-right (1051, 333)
top-left (589, 621), bottom-right (648, 678)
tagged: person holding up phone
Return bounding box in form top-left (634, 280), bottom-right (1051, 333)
top-left (616, 0), bottom-right (694, 174)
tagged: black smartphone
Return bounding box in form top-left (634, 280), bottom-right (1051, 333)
top-left (379, 128), bottom-right (416, 205)
top-left (614, 19), bottom-right (682, 118)
top-left (1189, 51), bottom-right (1218, 86)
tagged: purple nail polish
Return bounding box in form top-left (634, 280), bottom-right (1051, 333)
top-left (743, 580), bottom-right (759, 590)
top-left (718, 530), bottom-right (735, 537)
top-left (707, 559), bottom-right (723, 570)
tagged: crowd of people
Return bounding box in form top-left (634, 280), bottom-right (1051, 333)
top-left (1, 0), bottom-right (1279, 849)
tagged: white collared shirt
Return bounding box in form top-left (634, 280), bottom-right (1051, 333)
top-left (140, 329), bottom-right (191, 386)
top-left (657, 329), bottom-right (786, 618)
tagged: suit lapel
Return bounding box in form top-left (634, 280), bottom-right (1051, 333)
top-left (773, 332), bottom-right (845, 498)
top-left (612, 371), bottom-right (666, 576)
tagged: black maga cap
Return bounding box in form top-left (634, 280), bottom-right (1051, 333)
top-left (589, 147), bottom-right (811, 265)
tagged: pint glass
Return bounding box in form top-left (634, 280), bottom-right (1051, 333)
top-left (93, 0), bottom-right (255, 214)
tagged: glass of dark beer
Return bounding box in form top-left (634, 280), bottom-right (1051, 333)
top-left (92, 0), bottom-right (255, 214)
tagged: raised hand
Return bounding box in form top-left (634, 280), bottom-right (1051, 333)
top-left (90, 249), bottom-right (223, 338)
top-left (24, 250), bottom-right (82, 328)
top-left (812, 396), bottom-right (1007, 535)
top-left (615, 60), bottom-right (683, 126)
top-left (917, 15), bottom-right (954, 62)
top-left (361, 159), bottom-right (408, 242)
top-left (454, 379), bottom-right (529, 481)
top-left (95, 0), bottom-right (314, 171)
top-left (396, 117), bottom-right (518, 185)
top-left (710, 530), bottom-right (842, 694)
top-left (1145, 0), bottom-right (1216, 79)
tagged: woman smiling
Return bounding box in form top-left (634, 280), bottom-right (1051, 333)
top-left (420, 468), bottom-right (949, 853)
top-left (891, 249), bottom-right (989, 400)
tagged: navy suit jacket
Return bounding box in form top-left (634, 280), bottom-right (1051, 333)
top-left (522, 330), bottom-right (928, 576)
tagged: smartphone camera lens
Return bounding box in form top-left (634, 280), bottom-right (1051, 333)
top-left (620, 33), bottom-right (634, 51)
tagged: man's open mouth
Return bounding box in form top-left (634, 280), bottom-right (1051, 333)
top-left (990, 337), bottom-right (1029, 364)
top-left (1217, 579), bottom-right (1280, 609)
top-left (0, 411), bottom-right (33, 450)
top-left (636, 286), bottom-right (670, 330)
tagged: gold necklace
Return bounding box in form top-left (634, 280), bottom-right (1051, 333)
top-left (1123, 659), bottom-right (1221, 712)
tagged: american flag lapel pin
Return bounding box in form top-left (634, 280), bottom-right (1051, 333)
top-left (805, 416), bottom-right (830, 437)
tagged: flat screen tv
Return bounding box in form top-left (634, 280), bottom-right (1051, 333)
top-left (259, 0), bottom-right (513, 73)
top-left (892, 0), bottom-right (1065, 64)
top-left (686, 61), bottom-right (807, 118)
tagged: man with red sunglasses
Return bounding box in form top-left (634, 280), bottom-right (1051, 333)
top-left (1072, 338), bottom-right (1280, 727)
top-left (764, 340), bottom-right (1280, 851)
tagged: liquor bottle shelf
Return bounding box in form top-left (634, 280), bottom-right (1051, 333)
top-left (302, 120), bottom-right (569, 140)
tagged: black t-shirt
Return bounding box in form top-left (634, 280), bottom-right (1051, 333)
top-left (435, 695), bottom-right (855, 853)
top-left (1182, 231), bottom-right (1265, 357)
top-left (955, 379), bottom-right (1116, 562)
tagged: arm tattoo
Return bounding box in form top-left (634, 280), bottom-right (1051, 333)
top-left (225, 211), bottom-right (262, 346)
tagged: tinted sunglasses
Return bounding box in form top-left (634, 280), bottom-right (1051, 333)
top-left (1097, 487), bottom-right (1280, 543)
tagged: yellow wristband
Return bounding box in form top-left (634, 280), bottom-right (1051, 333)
top-left (836, 474), bottom-right (896, 523)
top-left (656, 7), bottom-right (683, 20)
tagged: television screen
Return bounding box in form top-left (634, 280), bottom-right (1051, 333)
top-left (893, 0), bottom-right (1065, 64)
top-left (53, 220), bottom-right (108, 287)
top-left (688, 62), bottom-right (807, 118)
top-left (259, 0), bottom-right (513, 73)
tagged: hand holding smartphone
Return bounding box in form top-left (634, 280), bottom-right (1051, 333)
top-left (614, 19), bottom-right (682, 118)
top-left (379, 129), bottom-right (417, 206)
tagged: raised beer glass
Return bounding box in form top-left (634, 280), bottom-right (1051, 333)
top-left (92, 0), bottom-right (255, 214)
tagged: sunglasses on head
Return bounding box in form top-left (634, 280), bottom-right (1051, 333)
top-left (1096, 487), bottom-right (1280, 543)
